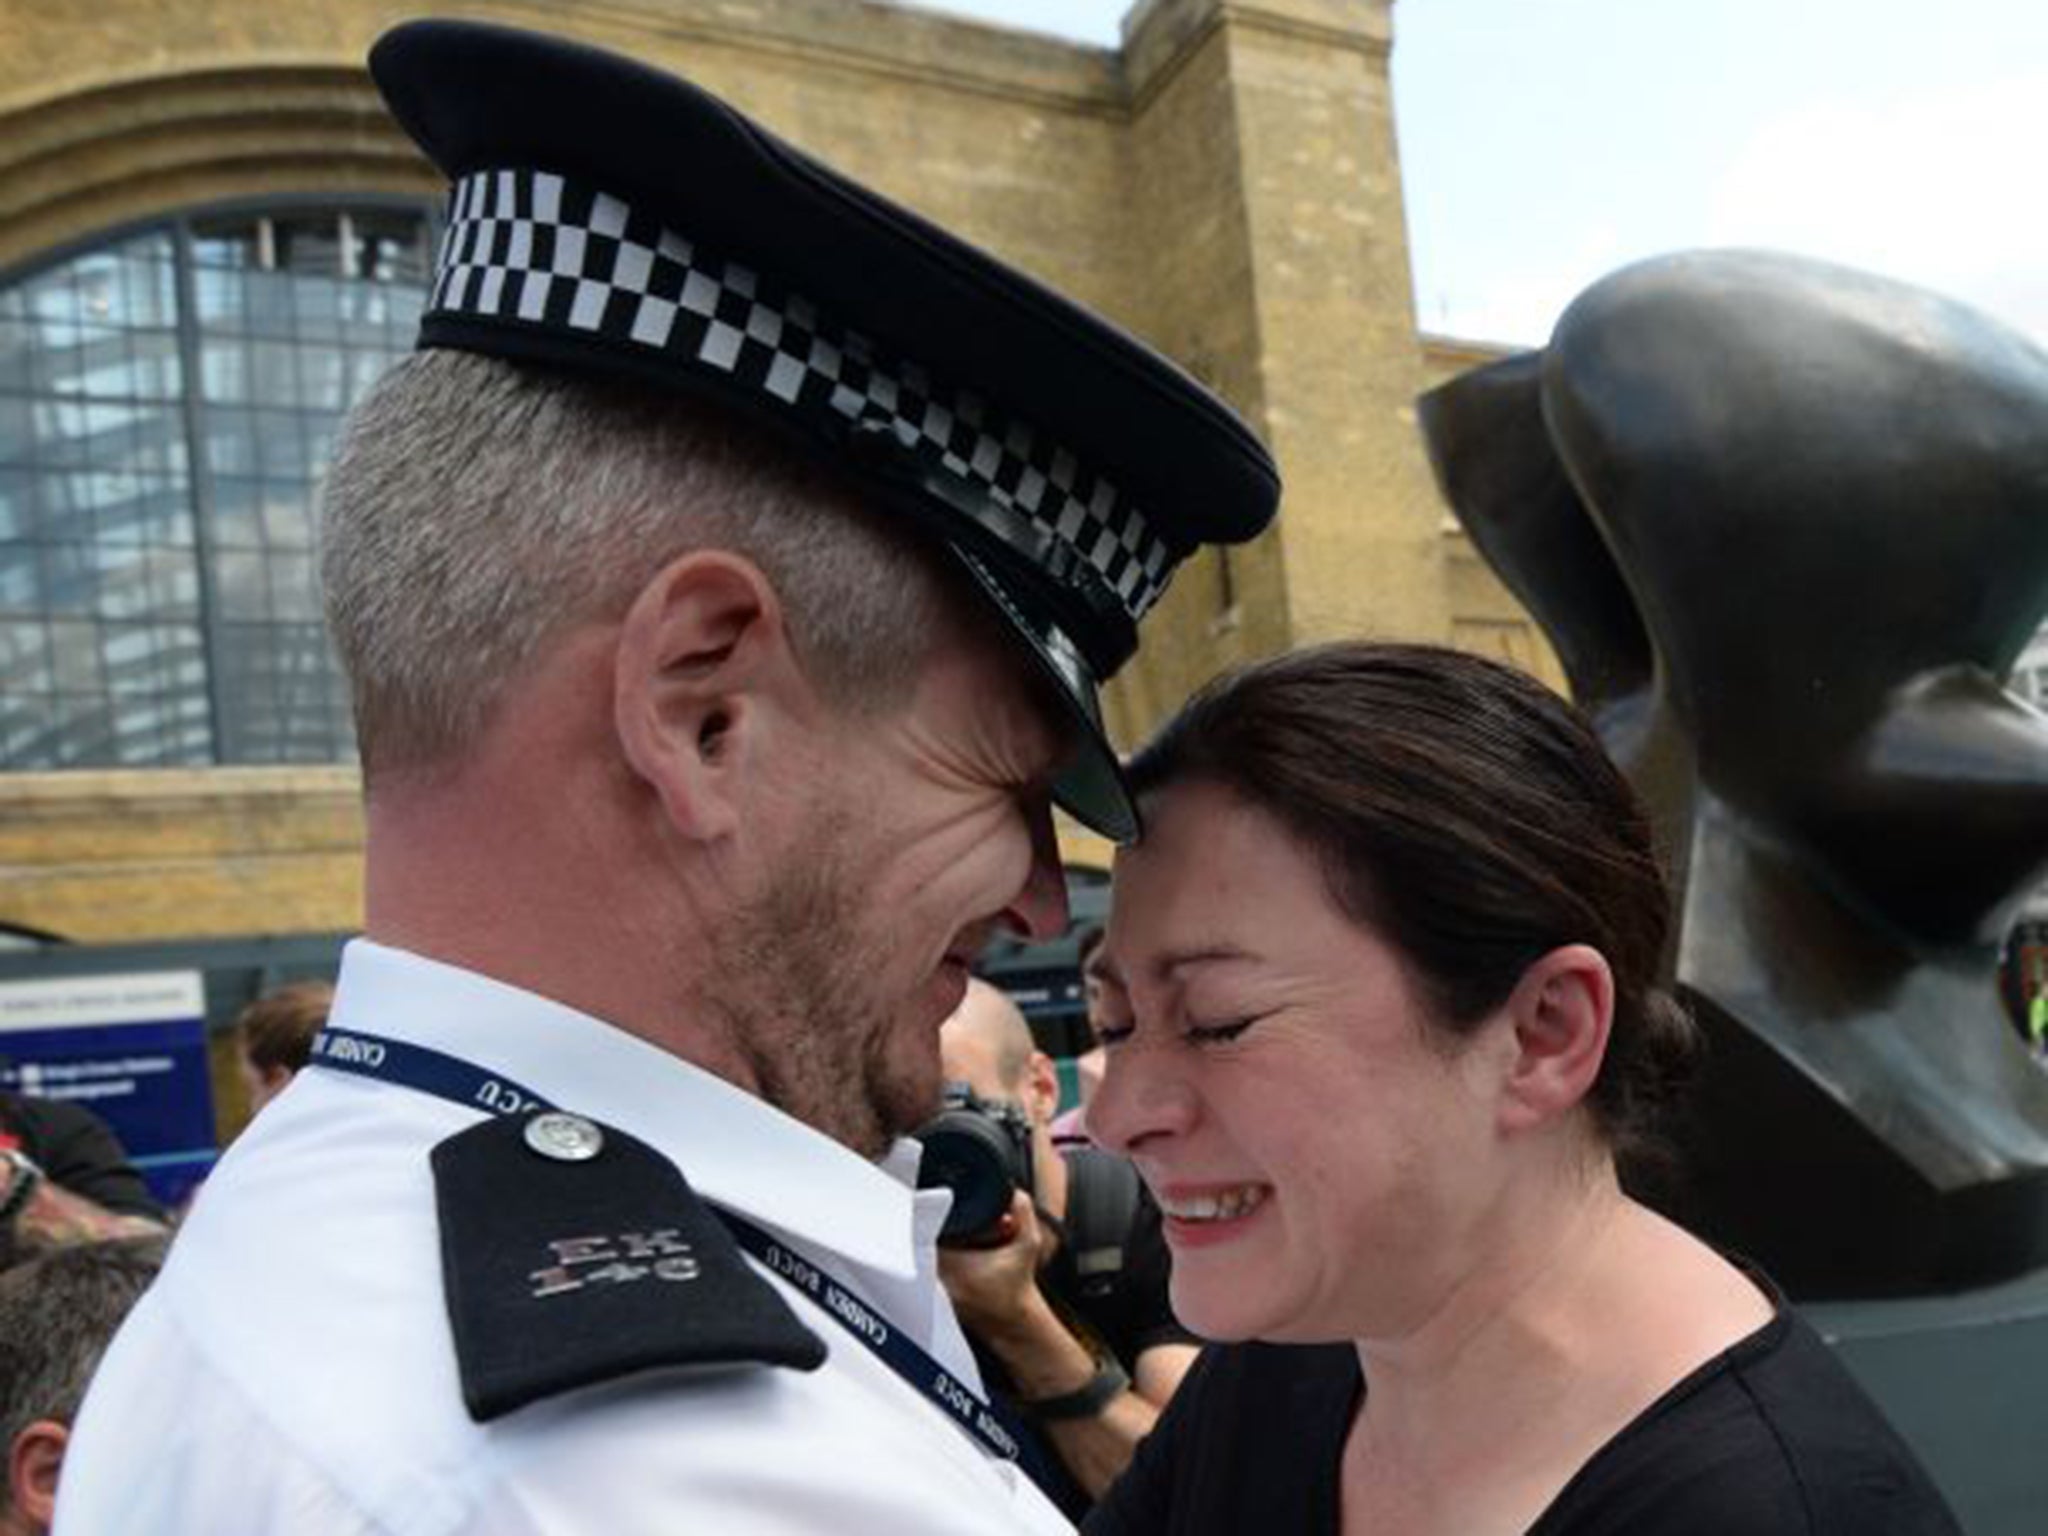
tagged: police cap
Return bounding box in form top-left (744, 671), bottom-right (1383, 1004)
top-left (369, 19), bottom-right (1280, 842)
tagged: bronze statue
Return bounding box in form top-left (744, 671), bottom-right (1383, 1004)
top-left (1420, 251), bottom-right (2048, 1296)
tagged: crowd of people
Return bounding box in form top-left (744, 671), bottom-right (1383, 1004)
top-left (0, 977), bottom-right (329, 1533)
top-left (0, 16), bottom-right (1967, 1536)
top-left (0, 1238), bottom-right (164, 1536)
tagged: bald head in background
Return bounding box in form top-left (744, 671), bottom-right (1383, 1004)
top-left (940, 979), bottom-right (1041, 1106)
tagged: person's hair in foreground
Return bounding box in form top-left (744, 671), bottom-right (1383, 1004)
top-left (0, 1237), bottom-right (166, 1535)
top-left (1127, 639), bottom-right (1695, 1175)
top-left (1084, 641), bottom-right (1962, 1535)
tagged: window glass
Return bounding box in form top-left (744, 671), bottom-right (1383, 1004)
top-left (199, 336), bottom-right (251, 404)
top-left (189, 217), bottom-right (262, 270)
top-left (1, 695), bottom-right (56, 763)
top-left (0, 395), bottom-right (33, 465)
top-left (241, 269), bottom-right (296, 340)
top-left (0, 318), bottom-right (33, 394)
top-left (46, 616), bottom-right (103, 690)
top-left (0, 542), bottom-right (37, 607)
top-left (295, 277), bottom-right (344, 345)
top-left (0, 619), bottom-right (52, 693)
top-left (207, 475), bottom-right (260, 546)
top-left (192, 265), bottom-right (244, 326)
top-left (260, 481), bottom-right (315, 549)
top-left (211, 547), bottom-right (269, 621)
top-left (354, 209), bottom-right (433, 285)
top-left (0, 205), bottom-right (431, 768)
top-left (272, 215), bottom-right (347, 278)
top-left (119, 243), bottom-right (178, 328)
top-left (296, 344), bottom-right (347, 409)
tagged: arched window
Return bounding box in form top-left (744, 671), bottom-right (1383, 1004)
top-left (0, 200), bottom-right (434, 769)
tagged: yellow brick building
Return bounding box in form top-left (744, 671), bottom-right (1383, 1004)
top-left (0, 0), bottom-right (1541, 946)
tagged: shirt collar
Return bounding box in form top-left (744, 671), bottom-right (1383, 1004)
top-left (330, 938), bottom-right (926, 1278)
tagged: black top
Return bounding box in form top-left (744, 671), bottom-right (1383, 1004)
top-left (976, 1167), bottom-right (1194, 1521)
top-left (1085, 1309), bottom-right (1962, 1535)
top-left (0, 1091), bottom-right (163, 1220)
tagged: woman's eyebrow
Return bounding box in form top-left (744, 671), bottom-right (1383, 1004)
top-left (1096, 943), bottom-right (1263, 988)
top-left (1160, 944), bottom-right (1263, 975)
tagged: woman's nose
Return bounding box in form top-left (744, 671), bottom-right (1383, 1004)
top-left (1087, 1040), bottom-right (1196, 1156)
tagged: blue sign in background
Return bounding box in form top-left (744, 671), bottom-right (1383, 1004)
top-left (0, 1017), bottom-right (218, 1209)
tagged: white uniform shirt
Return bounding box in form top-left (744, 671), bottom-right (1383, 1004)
top-left (56, 941), bottom-right (1071, 1536)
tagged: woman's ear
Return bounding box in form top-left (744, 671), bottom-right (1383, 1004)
top-left (612, 550), bottom-right (799, 843)
top-left (1497, 944), bottom-right (1614, 1136)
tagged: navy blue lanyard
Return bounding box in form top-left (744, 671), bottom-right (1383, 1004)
top-left (308, 1026), bottom-right (1043, 1474)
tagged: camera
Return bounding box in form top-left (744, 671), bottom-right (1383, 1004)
top-left (914, 1081), bottom-right (1036, 1246)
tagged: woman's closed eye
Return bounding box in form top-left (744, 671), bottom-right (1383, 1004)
top-left (1095, 1013), bottom-right (1268, 1049)
top-left (1185, 1016), bottom-right (1261, 1046)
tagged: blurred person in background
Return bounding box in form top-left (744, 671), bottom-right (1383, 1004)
top-left (0, 1093), bottom-right (165, 1269)
top-left (1085, 642), bottom-right (1960, 1535)
top-left (937, 979), bottom-right (1196, 1518)
top-left (0, 1237), bottom-right (167, 1535)
top-left (234, 979), bottom-right (334, 1116)
top-left (1049, 927), bottom-right (1110, 1149)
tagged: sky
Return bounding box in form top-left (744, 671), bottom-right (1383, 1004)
top-left (905, 0), bottom-right (2048, 349)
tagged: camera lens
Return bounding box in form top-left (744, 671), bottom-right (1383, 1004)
top-left (917, 1108), bottom-right (1020, 1242)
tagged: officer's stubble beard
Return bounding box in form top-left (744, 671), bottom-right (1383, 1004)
top-left (701, 803), bottom-right (944, 1160)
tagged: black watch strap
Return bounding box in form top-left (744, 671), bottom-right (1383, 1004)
top-left (0, 1149), bottom-right (44, 1227)
top-left (1024, 1355), bottom-right (1130, 1421)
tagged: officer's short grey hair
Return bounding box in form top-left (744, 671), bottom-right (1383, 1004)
top-left (321, 349), bottom-right (957, 781)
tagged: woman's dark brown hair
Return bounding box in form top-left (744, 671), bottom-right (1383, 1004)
top-left (1126, 641), bottom-right (1697, 1165)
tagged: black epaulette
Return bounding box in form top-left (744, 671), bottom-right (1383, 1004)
top-left (431, 1109), bottom-right (826, 1422)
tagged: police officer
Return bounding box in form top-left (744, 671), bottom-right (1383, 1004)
top-left (55, 18), bottom-right (1274, 1536)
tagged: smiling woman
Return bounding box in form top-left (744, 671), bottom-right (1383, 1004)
top-left (1082, 643), bottom-right (1962, 1536)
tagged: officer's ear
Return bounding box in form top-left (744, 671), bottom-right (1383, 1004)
top-left (9, 1418), bottom-right (66, 1529)
top-left (613, 550), bottom-right (808, 842)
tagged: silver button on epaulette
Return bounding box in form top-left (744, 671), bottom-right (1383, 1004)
top-left (524, 1112), bottom-right (604, 1162)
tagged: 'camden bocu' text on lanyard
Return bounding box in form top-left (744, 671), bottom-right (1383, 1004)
top-left (307, 1026), bottom-right (1030, 1469)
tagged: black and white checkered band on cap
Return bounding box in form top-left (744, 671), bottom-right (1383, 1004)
top-left (428, 168), bottom-right (1176, 650)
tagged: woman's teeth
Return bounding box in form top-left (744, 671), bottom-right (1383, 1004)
top-left (1162, 1186), bottom-right (1269, 1222)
